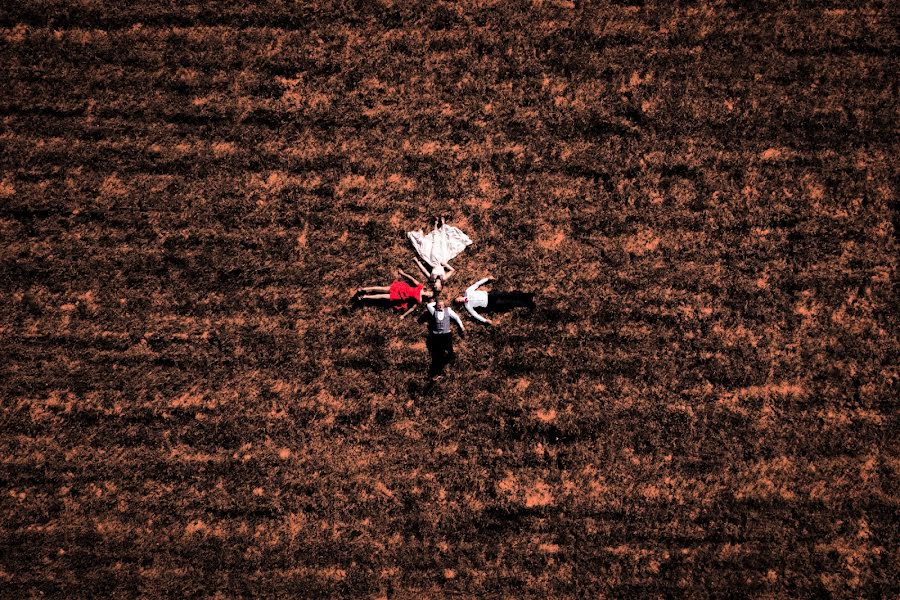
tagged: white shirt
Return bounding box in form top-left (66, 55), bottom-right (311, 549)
top-left (426, 302), bottom-right (464, 332)
top-left (462, 278), bottom-right (491, 323)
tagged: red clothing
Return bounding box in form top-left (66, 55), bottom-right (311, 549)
top-left (389, 280), bottom-right (423, 310)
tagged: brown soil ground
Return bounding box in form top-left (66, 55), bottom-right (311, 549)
top-left (1, 1), bottom-right (898, 597)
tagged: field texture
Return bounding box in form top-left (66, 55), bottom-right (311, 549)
top-left (1, 1), bottom-right (898, 597)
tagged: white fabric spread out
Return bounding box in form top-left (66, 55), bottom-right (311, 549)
top-left (407, 224), bottom-right (472, 268)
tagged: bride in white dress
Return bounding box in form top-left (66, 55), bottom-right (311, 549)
top-left (408, 216), bottom-right (472, 293)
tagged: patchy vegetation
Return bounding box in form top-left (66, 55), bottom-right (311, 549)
top-left (1, 1), bottom-right (897, 597)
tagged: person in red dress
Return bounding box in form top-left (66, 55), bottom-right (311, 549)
top-left (354, 269), bottom-right (434, 318)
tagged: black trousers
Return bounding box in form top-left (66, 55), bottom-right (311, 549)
top-left (487, 291), bottom-right (535, 312)
top-left (427, 332), bottom-right (455, 375)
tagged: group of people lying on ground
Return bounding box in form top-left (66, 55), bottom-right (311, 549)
top-left (352, 216), bottom-right (534, 379)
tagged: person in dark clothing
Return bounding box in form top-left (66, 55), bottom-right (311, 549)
top-left (425, 298), bottom-right (464, 378)
top-left (454, 276), bottom-right (535, 325)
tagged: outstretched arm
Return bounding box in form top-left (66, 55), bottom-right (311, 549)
top-left (413, 258), bottom-right (430, 278)
top-left (465, 303), bottom-right (490, 325)
top-left (442, 262), bottom-right (455, 281)
top-left (448, 308), bottom-right (465, 333)
top-left (399, 305), bottom-right (417, 319)
top-left (471, 276), bottom-right (492, 291)
top-left (398, 269), bottom-right (421, 286)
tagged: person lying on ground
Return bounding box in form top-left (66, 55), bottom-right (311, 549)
top-left (354, 269), bottom-right (434, 319)
top-left (407, 215), bottom-right (471, 289)
top-left (454, 276), bottom-right (535, 325)
top-left (425, 298), bottom-right (465, 377)
top-left (413, 256), bottom-right (454, 294)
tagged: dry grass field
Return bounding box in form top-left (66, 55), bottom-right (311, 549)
top-left (1, 1), bottom-right (898, 597)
